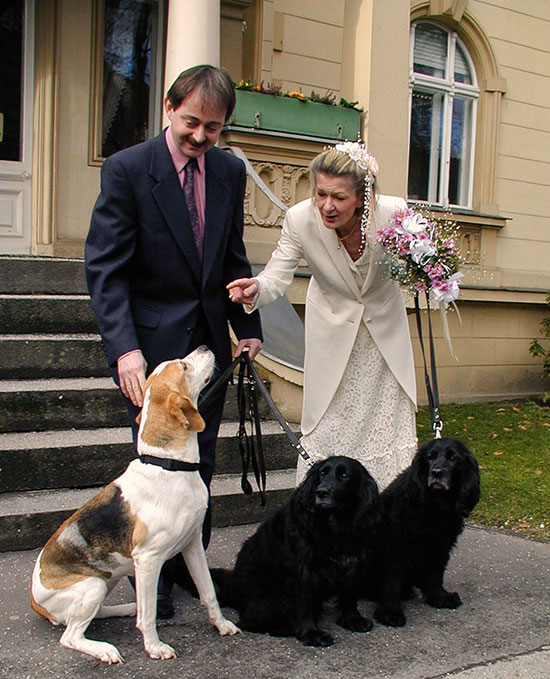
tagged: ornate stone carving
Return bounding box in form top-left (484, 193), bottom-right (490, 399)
top-left (244, 161), bottom-right (310, 228)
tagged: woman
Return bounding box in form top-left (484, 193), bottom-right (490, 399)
top-left (227, 142), bottom-right (417, 488)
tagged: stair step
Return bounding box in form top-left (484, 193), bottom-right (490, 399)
top-left (0, 256), bottom-right (88, 294)
top-left (0, 377), bottom-right (127, 432)
top-left (0, 294), bottom-right (98, 334)
top-left (0, 334), bottom-right (110, 379)
top-left (0, 469), bottom-right (296, 551)
top-left (0, 421), bottom-right (300, 492)
top-left (0, 376), bottom-right (273, 433)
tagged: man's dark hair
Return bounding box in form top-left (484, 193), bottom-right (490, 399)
top-left (166, 65), bottom-right (236, 121)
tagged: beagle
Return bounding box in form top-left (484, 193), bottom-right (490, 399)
top-left (30, 346), bottom-right (239, 664)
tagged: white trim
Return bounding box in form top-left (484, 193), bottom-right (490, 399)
top-left (0, 0), bottom-right (34, 254)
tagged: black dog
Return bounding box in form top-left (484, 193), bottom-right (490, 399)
top-left (366, 437), bottom-right (480, 627)
top-left (212, 456), bottom-right (379, 647)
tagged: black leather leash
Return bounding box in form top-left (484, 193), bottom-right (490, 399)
top-left (199, 349), bottom-right (314, 504)
top-left (414, 292), bottom-right (443, 438)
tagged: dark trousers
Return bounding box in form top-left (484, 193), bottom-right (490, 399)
top-left (117, 324), bottom-right (228, 595)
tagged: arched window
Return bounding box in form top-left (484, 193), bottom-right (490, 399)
top-left (408, 21), bottom-right (480, 208)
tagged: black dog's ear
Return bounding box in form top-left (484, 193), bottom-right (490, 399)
top-left (410, 441), bottom-right (430, 499)
top-left (293, 460), bottom-right (322, 514)
top-left (352, 468), bottom-right (380, 529)
top-left (455, 442), bottom-right (481, 517)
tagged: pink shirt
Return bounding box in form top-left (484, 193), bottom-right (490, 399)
top-left (164, 128), bottom-right (206, 234)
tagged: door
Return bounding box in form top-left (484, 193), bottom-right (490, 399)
top-left (0, 0), bottom-right (33, 254)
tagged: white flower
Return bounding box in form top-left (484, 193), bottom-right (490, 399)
top-left (410, 238), bottom-right (436, 264)
top-left (334, 141), bottom-right (379, 176)
top-left (431, 272), bottom-right (464, 304)
top-left (402, 212), bottom-right (429, 235)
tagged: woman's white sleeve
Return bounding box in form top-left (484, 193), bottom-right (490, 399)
top-left (247, 210), bottom-right (304, 311)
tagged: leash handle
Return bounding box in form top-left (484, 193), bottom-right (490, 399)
top-left (241, 352), bottom-right (314, 467)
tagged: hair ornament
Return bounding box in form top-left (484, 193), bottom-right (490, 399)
top-left (334, 141), bottom-right (379, 180)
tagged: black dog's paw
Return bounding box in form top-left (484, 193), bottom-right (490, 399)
top-left (338, 613), bottom-right (373, 633)
top-left (298, 629), bottom-right (334, 647)
top-left (374, 604), bottom-right (406, 627)
top-left (425, 589), bottom-right (462, 609)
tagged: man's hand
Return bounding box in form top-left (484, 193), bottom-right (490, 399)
top-left (234, 338), bottom-right (262, 360)
top-left (227, 278), bottom-right (259, 305)
top-left (117, 350), bottom-right (147, 407)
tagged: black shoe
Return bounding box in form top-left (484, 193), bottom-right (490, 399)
top-left (157, 594), bottom-right (175, 619)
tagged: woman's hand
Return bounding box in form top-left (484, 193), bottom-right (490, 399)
top-left (227, 278), bottom-right (259, 305)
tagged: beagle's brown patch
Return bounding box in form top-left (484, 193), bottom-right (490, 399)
top-left (39, 483), bottom-right (142, 590)
top-left (30, 588), bottom-right (58, 623)
top-left (140, 362), bottom-right (205, 449)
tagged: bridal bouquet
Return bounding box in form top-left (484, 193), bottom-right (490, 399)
top-left (376, 207), bottom-right (464, 306)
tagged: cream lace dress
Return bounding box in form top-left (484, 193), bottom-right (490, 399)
top-left (297, 247), bottom-right (417, 490)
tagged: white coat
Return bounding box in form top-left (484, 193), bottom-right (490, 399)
top-left (251, 195), bottom-right (417, 435)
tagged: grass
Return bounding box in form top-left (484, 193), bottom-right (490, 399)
top-left (416, 400), bottom-right (550, 542)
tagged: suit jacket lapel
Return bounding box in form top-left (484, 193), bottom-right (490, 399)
top-left (149, 133), bottom-right (202, 284)
top-left (202, 150), bottom-right (229, 284)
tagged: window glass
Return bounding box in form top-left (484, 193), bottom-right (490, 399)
top-left (0, 0), bottom-right (23, 162)
top-left (454, 44), bottom-right (472, 84)
top-left (102, 0), bottom-right (155, 158)
top-left (413, 23), bottom-right (447, 79)
top-left (408, 91), bottom-right (443, 203)
top-left (449, 97), bottom-right (473, 205)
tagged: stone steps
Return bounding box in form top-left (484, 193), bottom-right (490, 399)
top-left (0, 255), bottom-right (300, 552)
top-left (0, 470), bottom-right (296, 552)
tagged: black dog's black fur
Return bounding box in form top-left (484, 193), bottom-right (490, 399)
top-left (212, 456), bottom-right (379, 646)
top-left (366, 437), bottom-right (480, 627)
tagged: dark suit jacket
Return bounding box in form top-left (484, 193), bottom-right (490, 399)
top-left (85, 132), bottom-right (262, 375)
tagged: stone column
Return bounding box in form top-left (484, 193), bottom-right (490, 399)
top-left (163, 0), bottom-right (220, 103)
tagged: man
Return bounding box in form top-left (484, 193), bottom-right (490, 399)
top-left (85, 65), bottom-right (262, 617)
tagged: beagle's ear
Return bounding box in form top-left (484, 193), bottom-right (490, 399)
top-left (167, 392), bottom-right (205, 432)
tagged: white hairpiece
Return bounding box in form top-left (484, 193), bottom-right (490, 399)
top-left (334, 141), bottom-right (379, 178)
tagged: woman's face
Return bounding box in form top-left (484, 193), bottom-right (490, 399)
top-left (314, 172), bottom-right (363, 232)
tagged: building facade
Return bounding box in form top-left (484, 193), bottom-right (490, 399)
top-left (1, 0), bottom-right (549, 406)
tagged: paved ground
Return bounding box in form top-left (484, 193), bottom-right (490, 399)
top-left (0, 523), bottom-right (548, 679)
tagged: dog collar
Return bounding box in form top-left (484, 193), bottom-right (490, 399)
top-left (139, 454), bottom-right (200, 472)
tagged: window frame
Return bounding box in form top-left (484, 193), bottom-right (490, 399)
top-left (88, 0), bottom-right (165, 166)
top-left (408, 20), bottom-right (480, 210)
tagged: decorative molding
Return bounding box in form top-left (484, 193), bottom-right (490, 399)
top-left (428, 0), bottom-right (467, 22)
top-left (244, 161), bottom-right (310, 228)
top-left (88, 0), bottom-right (105, 167)
top-left (32, 0), bottom-right (58, 252)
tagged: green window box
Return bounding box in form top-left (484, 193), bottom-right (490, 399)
top-left (228, 90), bottom-right (362, 141)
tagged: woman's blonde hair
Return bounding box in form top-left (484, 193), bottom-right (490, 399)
top-left (309, 148), bottom-right (377, 199)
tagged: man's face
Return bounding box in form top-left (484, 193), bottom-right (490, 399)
top-left (165, 87), bottom-right (226, 158)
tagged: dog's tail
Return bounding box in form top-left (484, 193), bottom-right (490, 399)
top-left (210, 568), bottom-right (236, 608)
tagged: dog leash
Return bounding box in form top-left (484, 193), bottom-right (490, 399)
top-left (199, 349), bottom-right (314, 503)
top-left (414, 292), bottom-right (443, 439)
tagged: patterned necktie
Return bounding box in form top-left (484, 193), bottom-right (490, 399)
top-left (183, 157), bottom-right (202, 257)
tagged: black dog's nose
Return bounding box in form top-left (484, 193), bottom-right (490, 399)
top-left (316, 490), bottom-right (329, 501)
top-left (431, 467), bottom-right (444, 478)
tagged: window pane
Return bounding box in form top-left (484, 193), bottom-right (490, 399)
top-left (413, 23), bottom-right (447, 79)
top-left (448, 97), bottom-right (473, 206)
top-left (102, 0), bottom-right (154, 158)
top-left (454, 43), bottom-right (472, 84)
top-left (0, 0), bottom-right (23, 162)
top-left (408, 91), bottom-right (443, 203)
